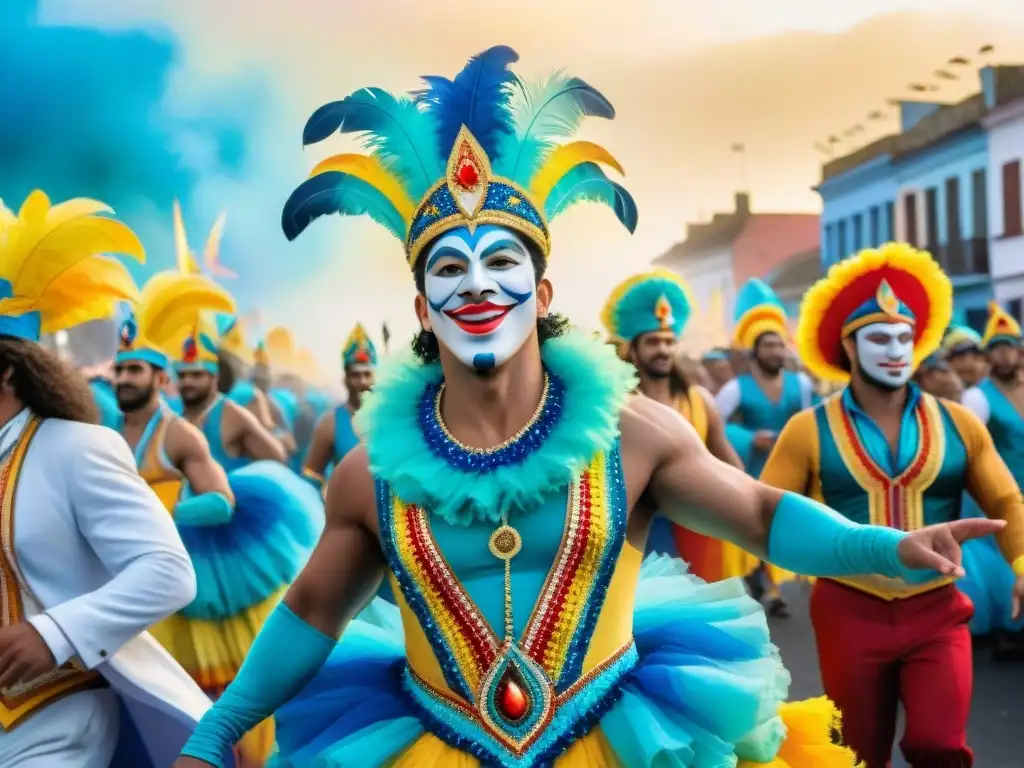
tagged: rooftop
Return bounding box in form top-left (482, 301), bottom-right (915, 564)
top-left (820, 65), bottom-right (1024, 183)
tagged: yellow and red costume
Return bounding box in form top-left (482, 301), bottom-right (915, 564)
top-left (761, 243), bottom-right (1024, 767)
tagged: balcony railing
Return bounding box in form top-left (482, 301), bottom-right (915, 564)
top-left (924, 238), bottom-right (990, 277)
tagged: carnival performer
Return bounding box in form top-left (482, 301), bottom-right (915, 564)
top-left (601, 269), bottom-right (753, 583)
top-left (174, 46), bottom-right (1004, 768)
top-left (942, 311), bottom-right (987, 389)
top-left (0, 190), bottom-right (218, 768)
top-left (123, 275), bottom-right (323, 766)
top-left (715, 279), bottom-right (812, 613)
top-left (760, 243), bottom-right (1024, 767)
top-left (957, 303), bottom-right (1024, 656)
top-left (302, 323), bottom-right (376, 490)
top-left (176, 317), bottom-right (289, 467)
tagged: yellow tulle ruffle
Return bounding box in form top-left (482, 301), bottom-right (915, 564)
top-left (740, 697), bottom-right (863, 768)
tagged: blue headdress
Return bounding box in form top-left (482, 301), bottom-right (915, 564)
top-left (733, 279), bottom-right (789, 350)
top-left (600, 269), bottom-right (695, 342)
top-left (281, 46), bottom-right (637, 268)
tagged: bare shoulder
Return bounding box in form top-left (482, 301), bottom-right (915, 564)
top-left (619, 393), bottom-right (701, 460)
top-left (164, 416), bottom-right (212, 456)
top-left (691, 384), bottom-right (717, 409)
top-left (222, 397), bottom-right (262, 428)
top-left (325, 443), bottom-right (377, 531)
top-left (313, 409), bottom-right (336, 437)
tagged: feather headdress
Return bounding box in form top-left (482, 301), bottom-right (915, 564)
top-left (264, 326), bottom-right (297, 374)
top-left (117, 269), bottom-right (236, 371)
top-left (601, 269), bottom-right (696, 343)
top-left (342, 323), bottom-right (377, 369)
top-left (282, 46), bottom-right (636, 267)
top-left (0, 191), bottom-right (143, 342)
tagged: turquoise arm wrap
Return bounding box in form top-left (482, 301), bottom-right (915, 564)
top-left (173, 492), bottom-right (233, 526)
top-left (767, 491), bottom-right (937, 583)
top-left (180, 603), bottom-right (336, 766)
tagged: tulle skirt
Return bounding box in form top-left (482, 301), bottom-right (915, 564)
top-left (957, 495), bottom-right (1024, 636)
top-left (270, 556), bottom-right (858, 767)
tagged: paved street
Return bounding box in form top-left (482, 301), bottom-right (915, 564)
top-left (771, 582), bottom-right (1021, 767)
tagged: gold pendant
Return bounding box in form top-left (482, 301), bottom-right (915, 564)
top-left (489, 523), bottom-right (522, 561)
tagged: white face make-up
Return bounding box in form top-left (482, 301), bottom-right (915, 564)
top-left (423, 225), bottom-right (538, 371)
top-left (855, 321), bottom-right (915, 388)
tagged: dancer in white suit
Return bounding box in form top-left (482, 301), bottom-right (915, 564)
top-left (0, 190), bottom-right (225, 767)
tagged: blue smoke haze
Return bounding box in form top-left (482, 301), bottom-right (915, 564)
top-left (0, 0), bottom-right (330, 315)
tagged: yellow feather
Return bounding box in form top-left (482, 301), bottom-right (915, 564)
top-left (40, 255), bottom-right (140, 313)
top-left (309, 154), bottom-right (415, 224)
top-left (140, 272), bottom-right (237, 350)
top-left (0, 200), bottom-right (18, 230)
top-left (173, 200), bottom-right (202, 275)
top-left (529, 141), bottom-right (625, 204)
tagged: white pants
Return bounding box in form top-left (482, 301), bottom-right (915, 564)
top-left (0, 689), bottom-right (119, 767)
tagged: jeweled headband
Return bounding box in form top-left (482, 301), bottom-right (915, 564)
top-left (281, 45), bottom-right (638, 268)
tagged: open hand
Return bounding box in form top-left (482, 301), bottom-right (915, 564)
top-left (0, 622), bottom-right (58, 691)
top-left (897, 518), bottom-right (1006, 579)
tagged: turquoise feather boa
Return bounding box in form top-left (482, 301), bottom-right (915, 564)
top-left (354, 331), bottom-right (636, 526)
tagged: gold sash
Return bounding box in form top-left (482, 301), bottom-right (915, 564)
top-left (0, 416), bottom-right (105, 730)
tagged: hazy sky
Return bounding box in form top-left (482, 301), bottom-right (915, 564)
top-left (29, 1), bottom-right (1024, 369)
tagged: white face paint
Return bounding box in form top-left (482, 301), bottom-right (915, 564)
top-left (854, 321), bottom-right (915, 388)
top-left (423, 224), bottom-right (538, 371)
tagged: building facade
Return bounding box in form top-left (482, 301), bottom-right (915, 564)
top-left (983, 95), bottom-right (1024, 316)
top-left (817, 65), bottom-right (1024, 330)
top-left (654, 193), bottom-right (818, 349)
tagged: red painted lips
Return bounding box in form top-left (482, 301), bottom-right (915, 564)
top-left (444, 301), bottom-right (514, 335)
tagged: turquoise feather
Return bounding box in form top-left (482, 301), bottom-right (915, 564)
top-left (354, 331), bottom-right (636, 526)
top-left (734, 278), bottom-right (786, 322)
top-left (301, 87), bottom-right (441, 199)
top-left (496, 73), bottom-right (615, 184)
top-left (545, 162), bottom-right (638, 233)
top-left (281, 171), bottom-right (407, 241)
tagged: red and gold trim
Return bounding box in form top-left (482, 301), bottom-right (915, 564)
top-left (1, 417), bottom-right (105, 729)
top-left (521, 454), bottom-right (611, 680)
top-left (383, 450), bottom-right (619, 703)
top-left (824, 394), bottom-right (944, 530)
top-left (824, 394), bottom-right (954, 600)
top-left (797, 243), bottom-right (952, 383)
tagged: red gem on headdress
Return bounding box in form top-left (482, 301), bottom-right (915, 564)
top-left (457, 161), bottom-right (479, 189)
top-left (182, 335), bottom-right (198, 364)
top-left (355, 350), bottom-right (369, 364)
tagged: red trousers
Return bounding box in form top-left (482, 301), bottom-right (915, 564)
top-left (809, 580), bottom-right (974, 768)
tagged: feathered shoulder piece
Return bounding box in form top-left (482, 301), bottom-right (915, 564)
top-left (282, 46), bottom-right (637, 268)
top-left (0, 190), bottom-right (143, 342)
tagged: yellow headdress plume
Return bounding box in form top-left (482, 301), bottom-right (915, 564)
top-left (981, 301), bottom-right (1023, 349)
top-left (0, 191), bottom-right (144, 341)
top-left (265, 326), bottom-right (297, 373)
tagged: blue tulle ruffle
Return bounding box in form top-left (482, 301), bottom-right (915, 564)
top-left (178, 460), bottom-right (324, 621)
top-left (271, 555), bottom-right (791, 768)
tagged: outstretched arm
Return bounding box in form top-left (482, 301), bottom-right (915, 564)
top-left (628, 396), bottom-right (1004, 579)
top-left (176, 446), bottom-right (385, 767)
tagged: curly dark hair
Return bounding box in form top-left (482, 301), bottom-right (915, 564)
top-left (409, 238), bottom-right (570, 364)
top-left (0, 337), bottom-right (99, 423)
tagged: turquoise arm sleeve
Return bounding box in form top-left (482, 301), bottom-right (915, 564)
top-left (725, 423), bottom-right (755, 470)
top-left (173, 492), bottom-right (233, 527)
top-left (767, 491), bottom-right (938, 583)
top-left (180, 603), bottom-right (336, 766)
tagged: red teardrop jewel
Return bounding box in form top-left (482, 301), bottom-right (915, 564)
top-left (457, 161), bottom-right (479, 189)
top-left (496, 672), bottom-right (530, 722)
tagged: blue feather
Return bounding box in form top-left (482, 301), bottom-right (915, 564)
top-left (545, 162), bottom-right (637, 233)
top-left (414, 45), bottom-right (519, 164)
top-left (496, 74), bottom-right (615, 184)
top-left (302, 87), bottom-right (441, 199)
top-left (281, 171), bottom-right (406, 242)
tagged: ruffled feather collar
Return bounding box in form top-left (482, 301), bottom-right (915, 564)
top-left (355, 331), bottom-right (635, 526)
